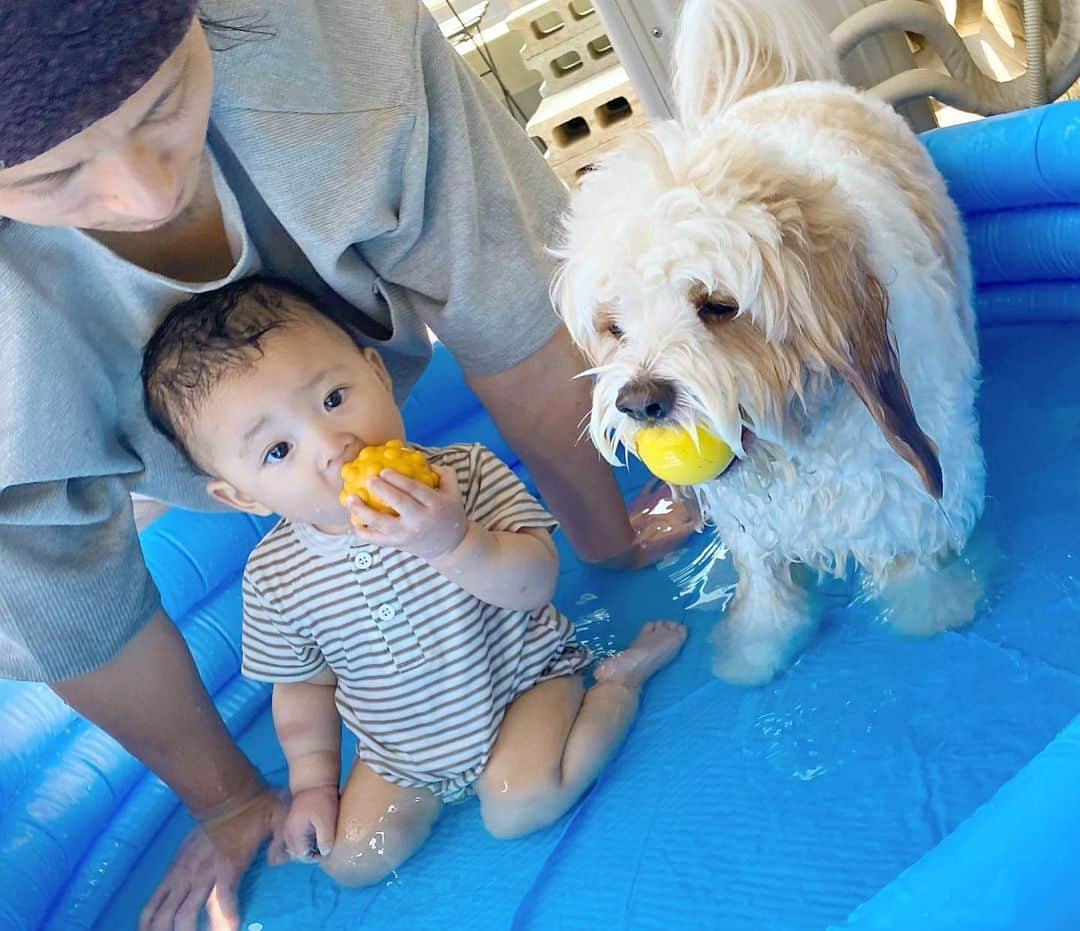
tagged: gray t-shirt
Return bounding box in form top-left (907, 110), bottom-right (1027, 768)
top-left (0, 0), bottom-right (567, 681)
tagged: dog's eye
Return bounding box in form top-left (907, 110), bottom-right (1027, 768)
top-left (699, 300), bottom-right (739, 321)
top-left (607, 322), bottom-right (624, 338)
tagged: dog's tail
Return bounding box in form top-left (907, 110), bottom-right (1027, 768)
top-left (672, 0), bottom-right (842, 126)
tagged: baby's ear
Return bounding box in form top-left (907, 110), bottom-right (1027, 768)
top-left (363, 347), bottom-right (393, 392)
top-left (206, 479), bottom-right (273, 516)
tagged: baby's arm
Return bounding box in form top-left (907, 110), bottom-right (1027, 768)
top-left (273, 667), bottom-right (342, 860)
top-left (350, 463), bottom-right (559, 612)
top-left (429, 523), bottom-right (558, 611)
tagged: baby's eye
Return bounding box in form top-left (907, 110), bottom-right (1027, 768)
top-left (264, 442), bottom-right (291, 464)
top-left (324, 388), bottom-right (345, 411)
top-left (607, 322), bottom-right (624, 338)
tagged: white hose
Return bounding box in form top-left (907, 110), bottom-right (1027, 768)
top-left (830, 0), bottom-right (1080, 114)
top-left (871, 65), bottom-right (1008, 109)
top-left (1024, 0), bottom-right (1048, 105)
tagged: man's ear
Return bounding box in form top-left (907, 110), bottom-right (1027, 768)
top-left (206, 479), bottom-right (273, 516)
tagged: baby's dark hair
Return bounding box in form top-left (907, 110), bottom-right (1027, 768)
top-left (142, 275), bottom-right (330, 458)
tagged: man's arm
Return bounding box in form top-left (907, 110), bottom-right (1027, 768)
top-left (466, 327), bottom-right (638, 565)
top-left (52, 609), bottom-right (266, 816)
top-left (51, 609), bottom-right (284, 931)
top-left (343, 6), bottom-right (697, 567)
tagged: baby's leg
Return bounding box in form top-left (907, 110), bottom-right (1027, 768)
top-left (476, 621), bottom-right (686, 839)
top-left (319, 760), bottom-right (442, 887)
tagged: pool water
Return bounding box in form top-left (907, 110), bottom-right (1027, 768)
top-left (100, 322), bottom-right (1080, 930)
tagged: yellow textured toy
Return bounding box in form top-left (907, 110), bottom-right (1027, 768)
top-left (339, 440), bottom-right (439, 514)
top-left (634, 424), bottom-right (735, 485)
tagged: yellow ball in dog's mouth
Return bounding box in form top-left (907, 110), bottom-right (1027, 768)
top-left (634, 424), bottom-right (735, 485)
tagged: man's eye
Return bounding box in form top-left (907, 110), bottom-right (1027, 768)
top-left (264, 442), bottom-right (290, 464)
top-left (324, 388), bottom-right (345, 410)
top-left (145, 85), bottom-right (186, 125)
top-left (25, 167), bottom-right (78, 194)
top-left (607, 322), bottom-right (624, 338)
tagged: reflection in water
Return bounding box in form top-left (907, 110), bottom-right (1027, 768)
top-left (660, 526), bottom-right (737, 612)
top-left (572, 605), bottom-right (618, 659)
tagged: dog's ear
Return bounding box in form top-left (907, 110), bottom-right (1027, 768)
top-left (808, 234), bottom-right (944, 500)
top-left (752, 171), bottom-right (943, 500)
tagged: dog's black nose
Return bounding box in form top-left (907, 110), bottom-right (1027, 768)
top-left (615, 379), bottom-right (677, 422)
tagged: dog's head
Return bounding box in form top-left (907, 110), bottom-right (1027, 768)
top-left (552, 127), bottom-right (942, 498)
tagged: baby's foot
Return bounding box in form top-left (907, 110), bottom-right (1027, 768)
top-left (594, 621), bottom-right (687, 690)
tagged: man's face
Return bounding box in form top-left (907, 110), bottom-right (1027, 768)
top-left (0, 18), bottom-right (213, 232)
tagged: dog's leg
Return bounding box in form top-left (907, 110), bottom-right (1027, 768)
top-left (872, 547), bottom-right (989, 636)
top-left (709, 537), bottom-right (816, 685)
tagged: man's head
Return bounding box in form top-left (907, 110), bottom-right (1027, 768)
top-left (0, 1), bottom-right (213, 232)
top-left (143, 277), bottom-right (405, 531)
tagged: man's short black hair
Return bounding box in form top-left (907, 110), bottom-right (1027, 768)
top-left (142, 275), bottom-right (336, 460)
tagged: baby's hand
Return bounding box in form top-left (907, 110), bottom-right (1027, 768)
top-left (347, 464), bottom-right (468, 560)
top-left (283, 785), bottom-right (339, 863)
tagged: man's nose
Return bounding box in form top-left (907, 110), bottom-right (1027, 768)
top-left (94, 141), bottom-right (181, 223)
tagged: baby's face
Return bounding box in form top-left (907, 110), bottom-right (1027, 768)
top-left (191, 313), bottom-right (405, 532)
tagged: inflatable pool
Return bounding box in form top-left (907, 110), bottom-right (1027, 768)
top-left (3, 101), bottom-right (1080, 931)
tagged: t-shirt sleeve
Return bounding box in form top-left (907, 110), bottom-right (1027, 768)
top-left (458, 445), bottom-right (558, 535)
top-left (359, 7), bottom-right (568, 377)
top-left (241, 571), bottom-right (328, 683)
top-left (0, 477), bottom-right (161, 683)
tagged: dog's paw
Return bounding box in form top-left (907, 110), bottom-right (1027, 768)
top-left (709, 624), bottom-right (793, 686)
top-left (878, 554), bottom-right (986, 637)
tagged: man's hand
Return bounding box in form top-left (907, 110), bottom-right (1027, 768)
top-left (282, 785), bottom-right (340, 862)
top-left (139, 788), bottom-right (286, 931)
top-left (601, 481), bottom-right (702, 569)
top-left (49, 613), bottom-right (286, 931)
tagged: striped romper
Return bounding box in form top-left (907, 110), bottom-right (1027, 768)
top-left (241, 443), bottom-right (591, 801)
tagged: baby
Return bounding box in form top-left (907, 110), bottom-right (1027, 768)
top-left (141, 276), bottom-right (686, 887)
